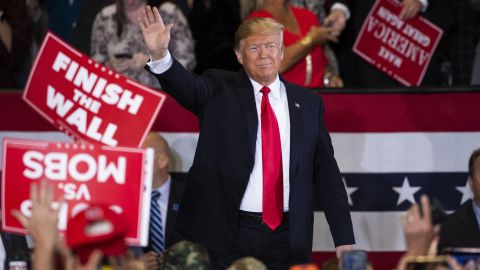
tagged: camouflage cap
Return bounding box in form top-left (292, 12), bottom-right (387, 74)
top-left (163, 240), bottom-right (211, 270)
top-left (227, 257), bottom-right (267, 270)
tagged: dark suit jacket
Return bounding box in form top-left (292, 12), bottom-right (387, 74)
top-left (437, 201), bottom-right (480, 254)
top-left (147, 59), bottom-right (355, 264)
top-left (145, 173), bottom-right (186, 252)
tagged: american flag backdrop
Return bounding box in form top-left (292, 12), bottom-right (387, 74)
top-left (1, 90), bottom-right (479, 270)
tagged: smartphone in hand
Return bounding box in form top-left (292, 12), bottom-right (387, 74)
top-left (114, 53), bottom-right (132, 59)
top-left (342, 250), bottom-right (367, 270)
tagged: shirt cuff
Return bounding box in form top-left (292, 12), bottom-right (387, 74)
top-left (146, 51), bottom-right (173, 74)
top-left (418, 0), bottom-right (428, 12)
top-left (331, 3), bottom-right (351, 20)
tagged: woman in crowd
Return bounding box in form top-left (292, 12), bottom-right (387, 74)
top-left (91, 0), bottom-right (195, 88)
top-left (247, 0), bottom-right (343, 88)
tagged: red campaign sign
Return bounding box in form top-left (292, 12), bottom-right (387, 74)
top-left (1, 138), bottom-right (154, 246)
top-left (353, 0), bottom-right (443, 86)
top-left (23, 32), bottom-right (166, 147)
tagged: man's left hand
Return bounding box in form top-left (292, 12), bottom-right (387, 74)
top-left (400, 0), bottom-right (423, 20)
top-left (335, 244), bottom-right (353, 258)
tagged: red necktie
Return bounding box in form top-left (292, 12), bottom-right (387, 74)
top-left (260, 86), bottom-right (283, 230)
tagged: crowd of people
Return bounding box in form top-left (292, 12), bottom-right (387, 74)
top-left (0, 0), bottom-right (479, 89)
top-left (6, 141), bottom-right (480, 269)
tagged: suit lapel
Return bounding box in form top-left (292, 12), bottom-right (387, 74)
top-left (233, 70), bottom-right (258, 162)
top-left (165, 175), bottom-right (183, 247)
top-left (233, 73), bottom-right (301, 178)
top-left (463, 202), bottom-right (480, 241)
top-left (284, 81), bottom-right (300, 180)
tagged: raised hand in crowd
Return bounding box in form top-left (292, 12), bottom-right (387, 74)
top-left (396, 195), bottom-right (442, 270)
top-left (138, 5), bottom-right (173, 61)
top-left (401, 195), bottom-right (439, 257)
top-left (399, 0), bottom-right (424, 20)
top-left (12, 181), bottom-right (62, 270)
top-left (11, 181), bottom-right (105, 270)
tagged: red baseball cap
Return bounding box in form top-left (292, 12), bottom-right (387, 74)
top-left (66, 205), bottom-right (128, 264)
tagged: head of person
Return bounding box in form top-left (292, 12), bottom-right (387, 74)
top-left (118, 0), bottom-right (146, 10)
top-left (227, 256), bottom-right (267, 270)
top-left (162, 240), bottom-right (211, 270)
top-left (468, 148), bottom-right (480, 205)
top-left (115, 0), bottom-right (148, 37)
top-left (234, 18), bottom-right (284, 86)
top-left (142, 132), bottom-right (171, 189)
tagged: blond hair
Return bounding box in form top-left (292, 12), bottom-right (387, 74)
top-left (227, 257), bottom-right (267, 270)
top-left (234, 17), bottom-right (284, 49)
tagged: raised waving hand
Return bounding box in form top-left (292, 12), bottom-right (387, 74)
top-left (138, 5), bottom-right (173, 61)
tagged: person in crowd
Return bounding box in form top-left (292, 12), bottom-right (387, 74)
top-left (189, 0), bottom-right (242, 74)
top-left (161, 240), bottom-right (211, 269)
top-left (19, 0), bottom-right (49, 88)
top-left (395, 195), bottom-right (440, 270)
top-left (141, 132), bottom-right (186, 270)
top-left (0, 0), bottom-right (32, 89)
top-left (12, 181), bottom-right (146, 270)
top-left (91, 0), bottom-right (195, 88)
top-left (70, 0), bottom-right (114, 55)
top-left (227, 256), bottom-right (267, 270)
top-left (139, 7), bottom-right (354, 270)
top-left (324, 0), bottom-right (454, 88)
top-left (291, 0), bottom-right (341, 81)
top-left (12, 181), bottom-right (97, 270)
top-left (41, 0), bottom-right (84, 43)
top-left (247, 0), bottom-right (343, 88)
top-left (155, 0), bottom-right (196, 71)
top-left (393, 194), bottom-right (480, 270)
top-left (437, 148), bottom-right (480, 253)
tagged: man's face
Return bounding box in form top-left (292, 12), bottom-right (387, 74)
top-left (470, 157), bottom-right (480, 204)
top-left (235, 33), bottom-right (284, 85)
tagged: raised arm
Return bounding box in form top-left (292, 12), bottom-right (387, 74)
top-left (138, 5), bottom-right (173, 61)
top-left (138, 5), bottom-right (215, 115)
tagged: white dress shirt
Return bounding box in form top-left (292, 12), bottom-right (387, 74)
top-left (147, 52), bottom-right (291, 212)
top-left (239, 77), bottom-right (291, 212)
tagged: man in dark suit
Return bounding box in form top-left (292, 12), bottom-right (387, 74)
top-left (139, 8), bottom-right (355, 270)
top-left (141, 132), bottom-right (186, 270)
top-left (437, 148), bottom-right (480, 253)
